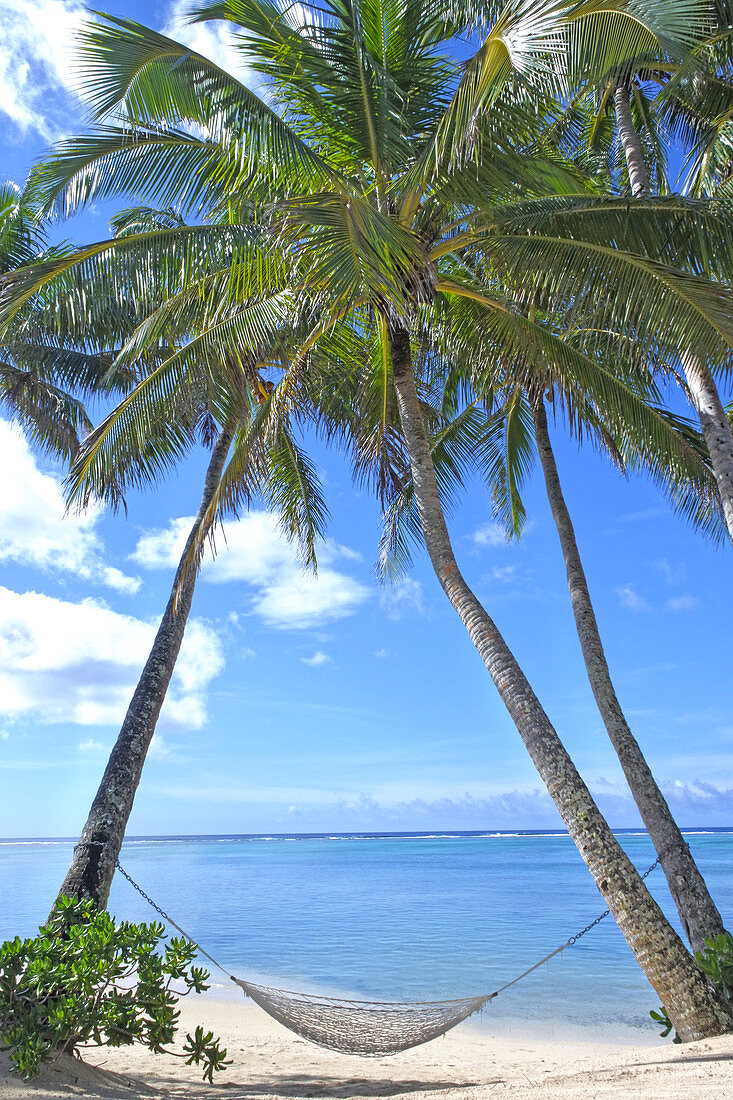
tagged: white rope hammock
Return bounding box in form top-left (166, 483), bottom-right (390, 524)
top-left (233, 979), bottom-right (491, 1055)
top-left (108, 850), bottom-right (660, 1057)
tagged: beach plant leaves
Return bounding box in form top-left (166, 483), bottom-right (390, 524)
top-left (0, 895), bottom-right (231, 1081)
top-left (652, 931), bottom-right (733, 1040)
top-left (650, 1005), bottom-right (682, 1041)
top-left (694, 931), bottom-right (733, 1001)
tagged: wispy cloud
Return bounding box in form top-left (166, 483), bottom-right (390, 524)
top-left (491, 564), bottom-right (518, 584)
top-left (615, 583), bottom-right (651, 612)
top-left (0, 1), bottom-right (86, 139)
top-left (472, 522), bottom-right (508, 548)
top-left (618, 508), bottom-right (667, 524)
top-left (163, 0), bottom-right (251, 78)
top-left (301, 650), bottom-right (332, 667)
top-left (149, 778), bottom-right (733, 829)
top-left (655, 558), bottom-right (686, 586)
top-left (380, 577), bottom-right (425, 619)
top-left (666, 594), bottom-right (698, 612)
top-left (132, 511), bottom-right (370, 630)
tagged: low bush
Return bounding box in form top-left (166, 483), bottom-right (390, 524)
top-left (652, 929), bottom-right (733, 1041)
top-left (0, 895), bottom-right (231, 1081)
top-left (695, 931), bottom-right (733, 1000)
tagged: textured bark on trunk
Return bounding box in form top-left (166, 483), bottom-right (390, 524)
top-left (388, 325), bottom-right (732, 1041)
top-left (614, 82), bottom-right (650, 197)
top-left (57, 428), bottom-right (233, 909)
top-left (532, 396), bottom-right (724, 952)
top-left (682, 353), bottom-right (733, 544)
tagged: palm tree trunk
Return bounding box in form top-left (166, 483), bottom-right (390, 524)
top-left (388, 324), bottom-right (732, 1041)
top-left (681, 352), bottom-right (733, 543)
top-left (613, 90), bottom-right (733, 543)
top-left (57, 427), bottom-right (233, 909)
top-left (532, 394), bottom-right (724, 952)
top-left (614, 82), bottom-right (650, 197)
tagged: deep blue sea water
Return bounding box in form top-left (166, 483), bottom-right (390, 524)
top-left (1, 830), bottom-right (731, 1043)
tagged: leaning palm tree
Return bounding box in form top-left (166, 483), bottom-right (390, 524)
top-left (433, 283), bottom-right (727, 953)
top-left (311, 277), bottom-right (727, 955)
top-left (530, 393), bottom-right (725, 954)
top-left (5, 0), bottom-right (733, 1037)
top-left (556, 1), bottom-right (733, 540)
top-left (54, 209), bottom-right (322, 908)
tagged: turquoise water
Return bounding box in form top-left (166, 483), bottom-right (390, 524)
top-left (1, 830), bottom-right (731, 1042)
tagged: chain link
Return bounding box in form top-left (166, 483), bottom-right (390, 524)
top-left (114, 858), bottom-right (177, 927)
top-left (564, 857), bottom-right (660, 947)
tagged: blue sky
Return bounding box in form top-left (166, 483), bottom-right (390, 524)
top-left (1, 0), bottom-right (732, 838)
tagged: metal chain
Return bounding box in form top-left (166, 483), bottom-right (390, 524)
top-left (114, 859), bottom-right (177, 927)
top-left (564, 856), bottom-right (660, 947)
top-left (114, 857), bottom-right (233, 977)
top-left (72, 840), bottom-right (232, 976)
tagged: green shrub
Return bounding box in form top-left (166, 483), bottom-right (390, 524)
top-left (0, 895), bottom-right (231, 1082)
top-left (695, 931), bottom-right (733, 1000)
top-left (652, 929), bottom-right (733, 1041)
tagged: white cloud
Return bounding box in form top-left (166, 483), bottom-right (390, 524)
top-left (656, 558), bottom-right (686, 586)
top-left (473, 522), bottom-right (508, 548)
top-left (380, 577), bottom-right (425, 619)
top-left (0, 1), bottom-right (86, 139)
top-left (0, 729), bottom-right (9, 741)
top-left (242, 646), bottom-right (257, 660)
top-left (0, 586), bottom-right (224, 730)
top-left (131, 517), bottom-right (192, 570)
top-left (163, 0), bottom-right (250, 79)
top-left (0, 422), bottom-right (140, 594)
top-left (132, 510), bottom-right (370, 630)
top-left (148, 735), bottom-right (171, 761)
top-left (615, 584), bottom-right (651, 612)
top-left (374, 648), bottom-right (389, 659)
top-left (0, 1), bottom-right (255, 142)
top-left (149, 778), bottom-right (733, 829)
top-left (78, 738), bottom-right (106, 752)
top-left (492, 565), bottom-right (517, 584)
top-left (667, 594), bottom-right (698, 612)
top-left (301, 650), bottom-right (331, 667)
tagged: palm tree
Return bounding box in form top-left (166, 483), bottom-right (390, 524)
top-left (2, 194), bottom-right (320, 909)
top-left (0, 180), bottom-right (97, 459)
top-left (530, 393), bottom-right (725, 953)
top-left (59, 423), bottom-right (233, 906)
top-left (368, 280), bottom-right (728, 952)
top-left (5, 0), bottom-right (733, 1037)
top-left (54, 207), bottom-right (324, 908)
top-left (556, 2), bottom-right (733, 540)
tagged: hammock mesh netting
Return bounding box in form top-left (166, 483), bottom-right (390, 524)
top-left (110, 851), bottom-right (661, 1058)
top-left (233, 979), bottom-right (492, 1055)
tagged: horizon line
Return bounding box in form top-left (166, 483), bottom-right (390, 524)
top-left (3, 826), bottom-right (732, 842)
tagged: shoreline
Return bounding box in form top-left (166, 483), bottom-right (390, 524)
top-left (3, 990), bottom-right (732, 1099)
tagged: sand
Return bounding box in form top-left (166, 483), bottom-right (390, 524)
top-left (2, 993), bottom-right (732, 1099)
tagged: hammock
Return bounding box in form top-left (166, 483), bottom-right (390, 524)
top-left (109, 850), bottom-right (660, 1057)
top-left (233, 979), bottom-right (491, 1055)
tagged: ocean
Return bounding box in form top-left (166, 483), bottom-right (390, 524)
top-left (1, 830), bottom-right (731, 1044)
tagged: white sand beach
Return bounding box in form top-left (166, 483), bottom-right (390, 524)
top-left (2, 993), bottom-right (732, 1100)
